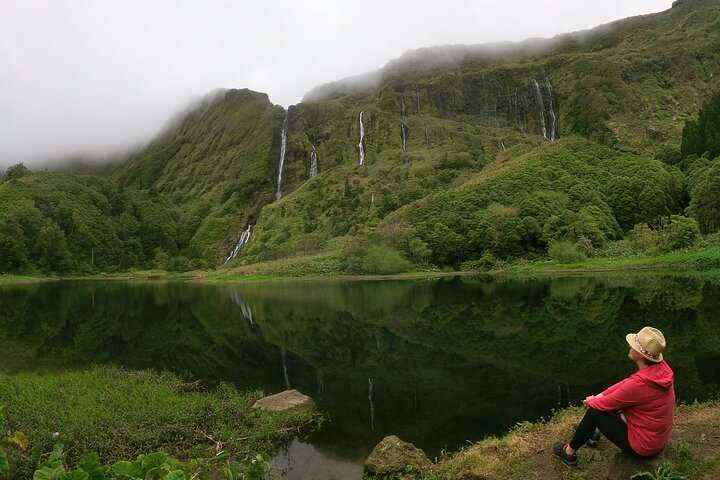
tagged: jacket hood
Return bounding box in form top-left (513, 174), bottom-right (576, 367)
top-left (635, 360), bottom-right (674, 389)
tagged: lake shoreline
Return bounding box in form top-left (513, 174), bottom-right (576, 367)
top-left (1, 247), bottom-right (719, 285)
top-left (425, 402), bottom-right (720, 479)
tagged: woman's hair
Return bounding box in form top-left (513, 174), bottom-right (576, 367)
top-left (642, 357), bottom-right (657, 367)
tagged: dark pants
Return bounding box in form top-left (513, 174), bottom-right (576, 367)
top-left (569, 407), bottom-right (647, 456)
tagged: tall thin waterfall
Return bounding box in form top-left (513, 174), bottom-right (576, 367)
top-left (225, 223), bottom-right (252, 264)
top-left (415, 84), bottom-right (421, 116)
top-left (368, 378), bottom-right (375, 432)
top-left (400, 96), bottom-right (406, 119)
top-left (401, 123), bottom-right (408, 152)
top-left (276, 112), bottom-right (289, 200)
top-left (545, 78), bottom-right (558, 141)
top-left (281, 348), bottom-right (291, 390)
top-left (532, 79), bottom-right (548, 139)
top-left (309, 144), bottom-right (318, 178)
top-left (358, 111), bottom-right (366, 166)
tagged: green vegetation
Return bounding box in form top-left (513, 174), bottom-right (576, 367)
top-left (0, 366), bottom-right (319, 479)
top-left (2, 1), bottom-right (720, 278)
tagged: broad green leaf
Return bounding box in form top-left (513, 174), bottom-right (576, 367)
top-left (49, 444), bottom-right (64, 463)
top-left (109, 461), bottom-right (142, 479)
top-left (77, 453), bottom-right (104, 480)
top-left (8, 431), bottom-right (30, 450)
top-left (144, 466), bottom-right (168, 480)
top-left (160, 471), bottom-right (185, 480)
top-left (60, 469), bottom-right (91, 480)
top-left (0, 447), bottom-right (9, 477)
top-left (33, 465), bottom-right (66, 480)
top-left (140, 453), bottom-right (167, 472)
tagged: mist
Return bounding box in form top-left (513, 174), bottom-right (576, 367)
top-left (0, 0), bottom-right (674, 171)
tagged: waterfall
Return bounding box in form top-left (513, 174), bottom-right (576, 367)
top-left (545, 78), bottom-right (558, 141)
top-left (424, 122), bottom-right (430, 147)
top-left (400, 96), bottom-right (406, 119)
top-left (415, 84), bottom-right (421, 116)
top-left (230, 292), bottom-right (254, 325)
top-left (400, 123), bottom-right (408, 152)
top-left (532, 79), bottom-right (548, 139)
top-left (371, 193), bottom-right (375, 205)
top-left (358, 111), bottom-right (366, 166)
top-left (276, 112), bottom-right (289, 200)
top-left (309, 144), bottom-right (318, 178)
top-left (501, 141), bottom-right (506, 150)
top-left (225, 223), bottom-right (252, 264)
top-left (281, 348), bottom-right (291, 390)
top-left (368, 378), bottom-right (375, 432)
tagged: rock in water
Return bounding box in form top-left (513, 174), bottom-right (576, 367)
top-left (252, 389), bottom-right (317, 413)
top-left (364, 435), bottom-right (432, 477)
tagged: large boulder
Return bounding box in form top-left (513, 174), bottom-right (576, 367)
top-left (364, 435), bottom-right (432, 477)
top-left (252, 389), bottom-right (317, 413)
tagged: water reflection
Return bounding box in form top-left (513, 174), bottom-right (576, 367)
top-left (1, 275), bottom-right (719, 464)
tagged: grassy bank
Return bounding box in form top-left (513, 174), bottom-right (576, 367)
top-left (0, 274), bottom-right (58, 285)
top-left (422, 403), bottom-right (720, 480)
top-left (0, 366), bottom-right (320, 479)
top-left (2, 245), bottom-right (720, 285)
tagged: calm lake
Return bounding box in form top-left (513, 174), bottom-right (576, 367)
top-left (1, 275), bottom-right (719, 478)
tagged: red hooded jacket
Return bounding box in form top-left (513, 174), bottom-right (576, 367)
top-left (586, 361), bottom-right (675, 456)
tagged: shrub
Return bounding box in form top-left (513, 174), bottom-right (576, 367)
top-left (362, 245), bottom-right (410, 275)
top-left (548, 241), bottom-right (586, 263)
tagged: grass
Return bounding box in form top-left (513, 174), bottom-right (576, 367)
top-left (0, 365), bottom-right (321, 479)
top-left (503, 246), bottom-right (720, 275)
top-left (0, 275), bottom-right (58, 285)
top-left (422, 402), bottom-right (720, 480)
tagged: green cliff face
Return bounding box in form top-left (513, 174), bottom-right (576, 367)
top-left (2, 0), bottom-right (719, 273)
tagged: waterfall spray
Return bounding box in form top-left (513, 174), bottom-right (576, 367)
top-left (358, 111), bottom-right (366, 166)
top-left (276, 112), bottom-right (289, 200)
top-left (309, 144), bottom-right (318, 178)
top-left (532, 79), bottom-right (548, 139)
top-left (225, 223), bottom-right (252, 264)
top-left (545, 78), bottom-right (557, 141)
top-left (415, 84), bottom-right (421, 116)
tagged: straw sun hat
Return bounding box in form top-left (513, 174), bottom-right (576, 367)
top-left (626, 326), bottom-right (666, 363)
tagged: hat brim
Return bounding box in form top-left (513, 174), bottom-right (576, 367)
top-left (626, 333), bottom-right (663, 362)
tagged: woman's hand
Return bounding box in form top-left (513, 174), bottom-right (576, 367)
top-left (583, 393), bottom-right (602, 406)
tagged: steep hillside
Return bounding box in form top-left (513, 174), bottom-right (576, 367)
top-left (234, 0), bottom-right (719, 269)
top-left (112, 89), bottom-right (284, 260)
top-left (3, 0), bottom-right (718, 275)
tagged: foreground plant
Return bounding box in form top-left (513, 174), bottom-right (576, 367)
top-left (18, 442), bottom-right (273, 480)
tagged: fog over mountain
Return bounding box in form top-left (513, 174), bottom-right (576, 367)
top-left (0, 0), bottom-right (673, 170)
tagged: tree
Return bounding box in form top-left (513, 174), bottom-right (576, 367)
top-left (681, 91), bottom-right (720, 160)
top-left (688, 162), bottom-right (720, 233)
top-left (36, 224), bottom-right (72, 273)
top-left (0, 218), bottom-right (29, 272)
top-left (2, 163), bottom-right (30, 182)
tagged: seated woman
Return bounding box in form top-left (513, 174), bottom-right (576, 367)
top-left (554, 326), bottom-right (675, 466)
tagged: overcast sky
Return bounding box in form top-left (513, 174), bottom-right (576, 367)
top-left (1, 0), bottom-right (675, 170)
